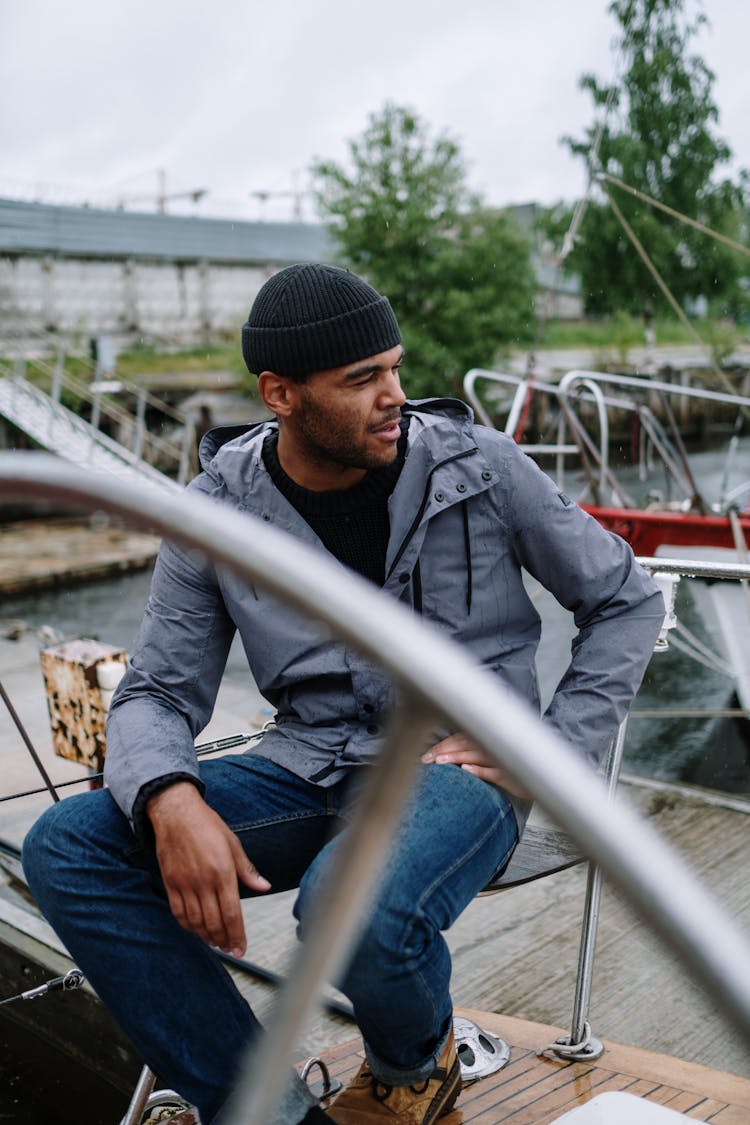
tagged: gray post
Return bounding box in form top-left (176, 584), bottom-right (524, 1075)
top-left (90, 385), bottom-right (102, 432)
top-left (178, 413), bottom-right (195, 486)
top-left (133, 388), bottom-right (147, 461)
top-left (51, 348), bottom-right (64, 404)
top-left (553, 715), bottom-right (630, 1061)
top-left (120, 1065), bottom-right (157, 1125)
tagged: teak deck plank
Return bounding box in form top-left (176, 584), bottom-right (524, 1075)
top-left (313, 1010), bottom-right (750, 1124)
top-left (703, 1110), bottom-right (749, 1124)
top-left (680, 1098), bottom-right (728, 1119)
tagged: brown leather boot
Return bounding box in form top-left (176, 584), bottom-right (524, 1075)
top-left (326, 1030), bottom-right (461, 1123)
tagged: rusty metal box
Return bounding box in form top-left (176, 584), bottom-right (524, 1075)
top-left (40, 639), bottom-right (128, 771)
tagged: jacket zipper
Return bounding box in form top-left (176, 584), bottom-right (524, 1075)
top-left (386, 447), bottom-right (477, 581)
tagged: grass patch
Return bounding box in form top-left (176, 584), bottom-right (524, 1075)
top-left (537, 315), bottom-right (701, 348)
top-left (115, 342), bottom-right (246, 378)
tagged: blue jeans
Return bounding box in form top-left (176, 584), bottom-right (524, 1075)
top-left (22, 753), bottom-right (517, 1124)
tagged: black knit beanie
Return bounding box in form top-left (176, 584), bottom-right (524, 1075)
top-left (241, 263), bottom-right (401, 379)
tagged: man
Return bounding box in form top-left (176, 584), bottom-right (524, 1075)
top-left (23, 264), bottom-right (664, 1124)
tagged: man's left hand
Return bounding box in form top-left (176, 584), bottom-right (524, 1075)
top-left (421, 733), bottom-right (531, 799)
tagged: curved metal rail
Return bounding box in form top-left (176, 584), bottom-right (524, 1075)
top-left (463, 366), bottom-right (750, 509)
top-left (565, 368), bottom-right (750, 412)
top-left (1, 452), bottom-right (749, 1125)
top-left (464, 367), bottom-right (687, 504)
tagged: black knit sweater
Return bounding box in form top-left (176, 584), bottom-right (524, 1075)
top-left (262, 423), bottom-right (408, 586)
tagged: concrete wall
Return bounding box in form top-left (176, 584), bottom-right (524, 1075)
top-left (0, 198), bottom-right (334, 346)
top-left (0, 254), bottom-right (272, 344)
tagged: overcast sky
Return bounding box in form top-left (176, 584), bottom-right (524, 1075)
top-left (2, 1), bottom-right (748, 224)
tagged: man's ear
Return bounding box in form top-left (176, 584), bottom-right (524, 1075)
top-left (258, 371), bottom-right (298, 417)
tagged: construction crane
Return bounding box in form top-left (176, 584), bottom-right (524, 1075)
top-left (250, 174), bottom-right (312, 222)
top-left (116, 170), bottom-right (207, 213)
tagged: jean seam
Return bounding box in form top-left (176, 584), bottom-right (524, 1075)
top-left (410, 792), bottom-right (516, 924)
top-left (229, 808), bottom-right (333, 835)
top-left (365, 794), bottom-right (516, 1085)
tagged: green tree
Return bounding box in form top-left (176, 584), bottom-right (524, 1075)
top-left (549, 0), bottom-right (748, 317)
top-left (312, 103), bottom-right (536, 397)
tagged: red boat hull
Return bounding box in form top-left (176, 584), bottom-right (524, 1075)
top-left (582, 505), bottom-right (750, 557)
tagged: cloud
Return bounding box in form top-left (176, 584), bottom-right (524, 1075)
top-left (2, 0), bottom-right (747, 219)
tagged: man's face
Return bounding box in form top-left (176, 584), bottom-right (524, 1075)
top-left (282, 344), bottom-right (406, 489)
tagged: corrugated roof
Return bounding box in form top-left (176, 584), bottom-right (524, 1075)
top-left (0, 197), bottom-right (335, 264)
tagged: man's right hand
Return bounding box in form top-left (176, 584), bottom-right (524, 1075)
top-left (146, 782), bottom-right (270, 958)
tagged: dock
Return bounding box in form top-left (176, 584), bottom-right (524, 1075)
top-left (0, 517), bottom-right (159, 596)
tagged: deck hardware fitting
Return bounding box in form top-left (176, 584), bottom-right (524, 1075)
top-left (538, 1021), bottom-right (605, 1062)
top-left (0, 967), bottom-right (85, 1006)
top-left (453, 1016), bottom-right (510, 1081)
top-left (300, 1056), bottom-right (342, 1100)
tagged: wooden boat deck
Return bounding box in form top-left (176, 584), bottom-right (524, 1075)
top-left (314, 1009), bottom-right (750, 1123)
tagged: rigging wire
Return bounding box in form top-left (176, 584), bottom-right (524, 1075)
top-left (0, 969), bottom-right (85, 1007)
top-left (0, 679), bottom-right (59, 804)
top-left (523, 45), bottom-right (623, 383)
top-left (602, 187), bottom-right (744, 402)
top-left (596, 172), bottom-right (750, 261)
top-left (0, 728), bottom-right (265, 805)
top-left (673, 620), bottom-right (734, 678)
top-left (558, 80), bottom-right (619, 266)
top-left (668, 633), bottom-right (733, 680)
top-left (549, 4), bottom-right (749, 422)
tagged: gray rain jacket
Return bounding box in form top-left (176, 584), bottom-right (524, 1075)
top-left (105, 398), bottom-right (665, 834)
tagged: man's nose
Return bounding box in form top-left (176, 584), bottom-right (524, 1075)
top-left (380, 368), bottom-right (406, 408)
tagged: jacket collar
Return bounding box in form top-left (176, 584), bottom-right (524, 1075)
top-left (197, 398), bottom-right (500, 545)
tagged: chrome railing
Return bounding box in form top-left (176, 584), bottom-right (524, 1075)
top-left (463, 366), bottom-right (750, 510)
top-left (558, 555), bottom-right (747, 1062)
top-left (0, 453), bottom-right (749, 1125)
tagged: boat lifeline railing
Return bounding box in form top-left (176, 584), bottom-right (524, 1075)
top-left (1, 453), bottom-right (750, 1125)
top-left (555, 556), bottom-right (748, 1064)
top-left (463, 367), bottom-right (687, 507)
top-left (463, 366), bottom-right (750, 509)
top-left (559, 369), bottom-right (750, 510)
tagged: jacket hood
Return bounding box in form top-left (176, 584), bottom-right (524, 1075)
top-left (197, 397), bottom-right (475, 471)
top-left (405, 396), bottom-right (474, 424)
top-left (198, 418), bottom-right (273, 469)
